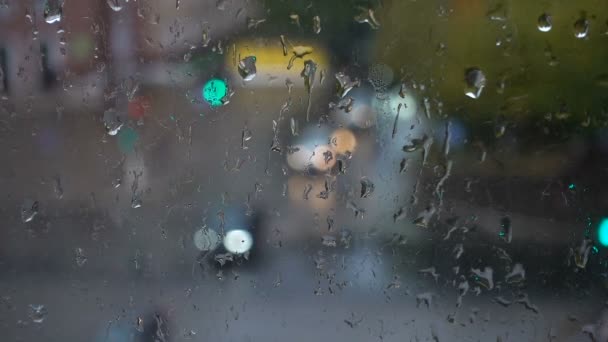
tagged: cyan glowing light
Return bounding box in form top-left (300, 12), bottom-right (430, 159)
top-left (568, 183), bottom-right (575, 190)
top-left (598, 218), bottom-right (608, 246)
top-left (202, 78), bottom-right (227, 107)
top-left (118, 127), bottom-right (138, 153)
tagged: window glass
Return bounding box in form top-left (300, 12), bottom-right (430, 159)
top-left (1, 1), bottom-right (608, 341)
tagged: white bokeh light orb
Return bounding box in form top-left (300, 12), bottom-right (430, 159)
top-left (223, 229), bottom-right (253, 254)
top-left (286, 145), bottom-right (313, 171)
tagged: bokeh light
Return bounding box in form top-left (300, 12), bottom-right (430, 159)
top-left (598, 218), bottom-right (608, 247)
top-left (286, 145), bottom-right (313, 171)
top-left (347, 103), bottom-right (377, 129)
top-left (330, 128), bottom-right (357, 155)
top-left (311, 145), bottom-right (336, 172)
top-left (193, 228), bottom-right (220, 252)
top-left (202, 78), bottom-right (228, 107)
top-left (128, 96), bottom-right (150, 120)
top-left (223, 229), bottom-right (253, 254)
top-left (117, 127), bottom-right (138, 153)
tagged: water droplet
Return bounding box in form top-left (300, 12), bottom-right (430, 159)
top-left (447, 313), bottom-right (456, 323)
top-left (456, 277), bottom-right (469, 307)
top-left (582, 310), bottom-right (608, 342)
top-left (247, 17), bottom-right (266, 29)
top-left (494, 296), bottom-right (512, 307)
top-left (241, 126), bottom-right (252, 149)
top-left (436, 42), bottom-right (447, 56)
top-left (368, 64), bottom-right (393, 93)
top-left (29, 304), bottom-right (48, 323)
top-left (453, 244), bottom-right (464, 260)
top-left (290, 117), bottom-right (299, 136)
top-left (544, 43), bottom-right (559, 66)
top-left (301, 60), bottom-right (317, 121)
top-left (413, 204), bottom-right (436, 228)
top-left (303, 184), bottom-right (313, 200)
top-left (321, 235), bottom-right (336, 247)
top-left (360, 177), bottom-right (375, 198)
top-left (548, 327), bottom-right (558, 341)
top-left (346, 200), bottom-right (365, 218)
top-left (471, 266), bottom-right (494, 290)
top-left (504, 263), bottom-right (525, 283)
top-left (131, 197), bottom-right (142, 209)
top-left (193, 228), bottom-right (220, 251)
top-left (279, 35), bottom-right (288, 56)
top-left (21, 199), bottom-right (39, 223)
top-left (103, 109), bottom-right (123, 136)
top-left (464, 67), bottom-right (486, 99)
top-left (0, 62), bottom-right (5, 94)
top-left (494, 118), bottom-right (507, 138)
top-left (573, 238), bottom-right (592, 268)
top-left (200, 27), bottom-right (211, 47)
top-left (354, 7), bottom-right (380, 29)
top-left (214, 252), bottom-right (233, 266)
top-left (416, 292), bottom-right (434, 309)
top-left (574, 18), bottom-right (589, 39)
top-left (403, 135), bottom-right (428, 152)
top-left (312, 15), bottom-right (321, 34)
top-left (53, 175), bottom-right (63, 199)
top-left (287, 45), bottom-right (313, 70)
top-left (399, 158), bottom-right (409, 173)
top-left (434, 160), bottom-right (452, 203)
top-left (418, 267), bottom-right (439, 282)
top-left (136, 316), bottom-right (144, 333)
top-left (330, 97), bottom-right (354, 112)
top-left (152, 314), bottom-right (170, 341)
top-left (340, 229), bottom-right (353, 248)
top-left (537, 13), bottom-right (552, 32)
top-left (285, 78), bottom-right (293, 93)
top-left (106, 0), bottom-right (123, 12)
top-left (486, 3), bottom-right (507, 21)
top-left (300, 60), bottom-right (317, 94)
top-left (289, 13), bottom-right (300, 27)
top-left (516, 293), bottom-right (539, 314)
top-left (43, 0), bottom-right (62, 24)
top-left (238, 56), bottom-right (257, 81)
top-left (74, 248), bottom-right (87, 267)
top-left (499, 216), bottom-right (512, 243)
top-left (430, 323), bottom-right (441, 341)
top-left (335, 72), bottom-right (360, 98)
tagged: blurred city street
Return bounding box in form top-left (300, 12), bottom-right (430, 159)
top-left (2, 0), bottom-right (608, 341)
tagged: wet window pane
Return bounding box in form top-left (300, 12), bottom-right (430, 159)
top-left (2, 0), bottom-right (608, 341)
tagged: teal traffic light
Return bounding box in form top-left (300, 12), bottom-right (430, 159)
top-left (598, 218), bottom-right (608, 246)
top-left (202, 78), bottom-right (228, 107)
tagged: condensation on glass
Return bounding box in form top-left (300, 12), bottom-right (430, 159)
top-left (1, 0), bottom-right (608, 341)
